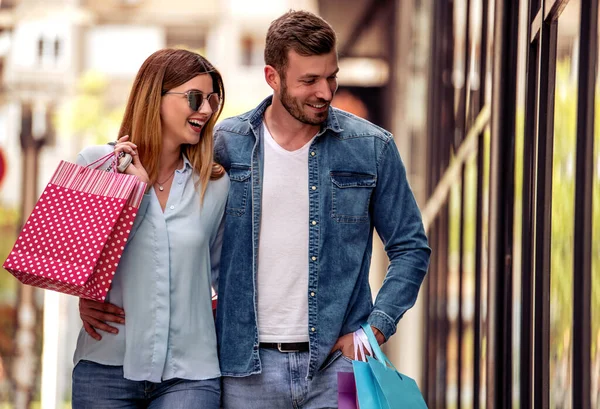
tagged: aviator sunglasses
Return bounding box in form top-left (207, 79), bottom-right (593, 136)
top-left (162, 90), bottom-right (221, 113)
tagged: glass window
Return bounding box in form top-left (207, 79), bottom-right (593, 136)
top-left (550, 1), bottom-right (581, 407)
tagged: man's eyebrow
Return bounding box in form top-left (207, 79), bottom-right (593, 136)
top-left (299, 68), bottom-right (340, 79)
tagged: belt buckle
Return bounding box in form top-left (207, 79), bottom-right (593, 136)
top-left (277, 343), bottom-right (299, 353)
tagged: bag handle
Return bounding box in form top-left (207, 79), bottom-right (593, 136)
top-left (360, 323), bottom-right (398, 371)
top-left (87, 152), bottom-right (118, 171)
top-left (353, 329), bottom-right (373, 362)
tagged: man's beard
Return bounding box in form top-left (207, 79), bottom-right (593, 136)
top-left (280, 81), bottom-right (329, 126)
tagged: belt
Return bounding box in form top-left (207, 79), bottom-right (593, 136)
top-left (259, 342), bottom-right (309, 352)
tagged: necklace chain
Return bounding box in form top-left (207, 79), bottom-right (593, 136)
top-left (155, 158), bottom-right (182, 191)
top-left (156, 170), bottom-right (176, 186)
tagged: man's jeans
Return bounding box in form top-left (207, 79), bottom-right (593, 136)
top-left (72, 360), bottom-right (220, 409)
top-left (222, 348), bottom-right (353, 409)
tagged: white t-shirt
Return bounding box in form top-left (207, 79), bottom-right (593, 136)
top-left (257, 124), bottom-right (314, 343)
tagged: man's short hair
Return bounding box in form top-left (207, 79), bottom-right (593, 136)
top-left (265, 10), bottom-right (337, 77)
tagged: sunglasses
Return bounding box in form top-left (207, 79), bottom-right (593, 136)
top-left (163, 90), bottom-right (221, 113)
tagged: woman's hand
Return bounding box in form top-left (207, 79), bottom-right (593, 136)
top-left (114, 135), bottom-right (150, 185)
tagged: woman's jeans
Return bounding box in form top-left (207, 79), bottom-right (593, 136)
top-left (72, 360), bottom-right (220, 409)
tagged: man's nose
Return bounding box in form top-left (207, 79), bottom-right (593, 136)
top-left (315, 79), bottom-right (333, 101)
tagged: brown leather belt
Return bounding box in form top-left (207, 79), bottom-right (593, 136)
top-left (259, 342), bottom-right (309, 352)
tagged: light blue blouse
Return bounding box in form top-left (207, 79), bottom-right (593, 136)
top-left (73, 145), bottom-right (229, 382)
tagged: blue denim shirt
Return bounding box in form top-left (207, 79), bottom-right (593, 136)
top-left (214, 96), bottom-right (430, 379)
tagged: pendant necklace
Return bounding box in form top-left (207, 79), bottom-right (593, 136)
top-left (155, 158), bottom-right (182, 191)
top-left (156, 170), bottom-right (176, 191)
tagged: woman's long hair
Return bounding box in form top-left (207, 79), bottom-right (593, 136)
top-left (117, 48), bottom-right (225, 202)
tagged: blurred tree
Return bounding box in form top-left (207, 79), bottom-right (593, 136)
top-left (55, 71), bottom-right (124, 149)
top-left (550, 60), bottom-right (576, 356)
top-left (0, 206), bottom-right (19, 404)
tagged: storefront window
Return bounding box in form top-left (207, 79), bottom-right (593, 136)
top-left (550, 1), bottom-right (581, 407)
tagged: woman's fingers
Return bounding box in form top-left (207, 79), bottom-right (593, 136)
top-left (113, 135), bottom-right (149, 184)
top-left (114, 142), bottom-right (137, 155)
top-left (131, 152), bottom-right (142, 166)
top-left (115, 135), bottom-right (137, 155)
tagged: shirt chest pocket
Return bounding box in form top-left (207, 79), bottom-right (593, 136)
top-left (226, 165), bottom-right (251, 216)
top-left (330, 171), bottom-right (377, 223)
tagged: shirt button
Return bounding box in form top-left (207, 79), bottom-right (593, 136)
top-left (311, 221), bottom-right (317, 226)
top-left (169, 205), bottom-right (175, 210)
top-left (311, 327), bottom-right (316, 332)
top-left (310, 292), bottom-right (315, 297)
top-left (311, 256), bottom-right (317, 261)
top-left (310, 151), bottom-right (316, 156)
top-left (311, 186), bottom-right (317, 191)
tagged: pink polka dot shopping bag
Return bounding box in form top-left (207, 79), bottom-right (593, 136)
top-left (2, 152), bottom-right (146, 301)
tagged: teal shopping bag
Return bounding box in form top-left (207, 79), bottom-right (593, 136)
top-left (354, 323), bottom-right (428, 409)
top-left (353, 358), bottom-right (384, 408)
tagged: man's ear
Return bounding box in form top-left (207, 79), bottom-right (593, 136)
top-left (264, 65), bottom-right (281, 92)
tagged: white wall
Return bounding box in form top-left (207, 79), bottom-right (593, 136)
top-left (85, 25), bottom-right (165, 77)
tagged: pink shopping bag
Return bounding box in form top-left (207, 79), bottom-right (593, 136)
top-left (3, 153), bottom-right (146, 301)
top-left (338, 371), bottom-right (359, 409)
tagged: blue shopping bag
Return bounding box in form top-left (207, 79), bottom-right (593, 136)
top-left (353, 323), bottom-right (428, 409)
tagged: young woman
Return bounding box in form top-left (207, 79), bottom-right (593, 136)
top-left (72, 48), bottom-right (229, 409)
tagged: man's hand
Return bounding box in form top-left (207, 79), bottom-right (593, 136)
top-left (79, 298), bottom-right (125, 341)
top-left (330, 326), bottom-right (386, 360)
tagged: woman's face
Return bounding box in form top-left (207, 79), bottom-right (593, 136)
top-left (160, 73), bottom-right (216, 149)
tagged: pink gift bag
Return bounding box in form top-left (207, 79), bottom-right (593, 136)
top-left (338, 371), bottom-right (359, 409)
top-left (3, 153), bottom-right (146, 301)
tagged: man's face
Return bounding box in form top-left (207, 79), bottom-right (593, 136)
top-left (278, 50), bottom-right (339, 126)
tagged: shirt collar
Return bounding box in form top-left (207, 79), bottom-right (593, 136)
top-left (180, 153), bottom-right (193, 171)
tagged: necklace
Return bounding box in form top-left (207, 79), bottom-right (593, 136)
top-left (155, 158), bottom-right (182, 191)
top-left (155, 171), bottom-right (175, 191)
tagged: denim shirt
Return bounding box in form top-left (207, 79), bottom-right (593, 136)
top-left (214, 96), bottom-right (431, 379)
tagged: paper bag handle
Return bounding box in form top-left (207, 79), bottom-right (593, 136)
top-left (360, 323), bottom-right (398, 371)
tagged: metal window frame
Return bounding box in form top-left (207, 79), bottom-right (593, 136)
top-left (472, 1), bottom-right (490, 407)
top-left (487, 1), bottom-right (520, 407)
top-left (572, 0), bottom-right (596, 407)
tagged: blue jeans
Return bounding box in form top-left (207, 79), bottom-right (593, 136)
top-left (72, 360), bottom-right (220, 409)
top-left (222, 348), bottom-right (353, 409)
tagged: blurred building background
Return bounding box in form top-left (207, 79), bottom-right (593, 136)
top-left (0, 0), bottom-right (598, 408)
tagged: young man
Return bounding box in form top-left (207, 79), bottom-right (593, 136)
top-left (79, 10), bottom-right (430, 408)
top-left (213, 10), bottom-right (430, 408)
